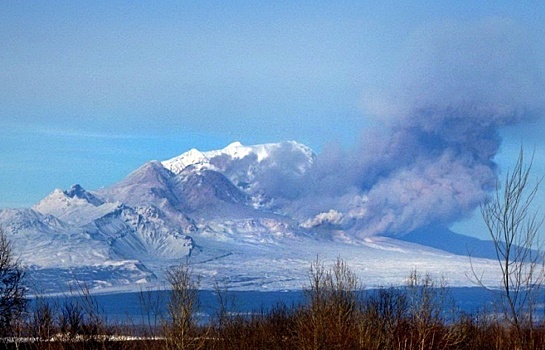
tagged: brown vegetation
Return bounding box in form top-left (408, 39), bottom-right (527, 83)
top-left (1, 257), bottom-right (544, 349)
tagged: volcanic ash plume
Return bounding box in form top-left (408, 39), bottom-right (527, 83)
top-left (294, 18), bottom-right (545, 237)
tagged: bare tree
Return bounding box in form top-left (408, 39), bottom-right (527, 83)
top-left (0, 226), bottom-right (26, 336)
top-left (164, 261), bottom-right (205, 350)
top-left (473, 148), bottom-right (544, 336)
top-left (296, 257), bottom-right (361, 349)
top-left (138, 285), bottom-right (165, 337)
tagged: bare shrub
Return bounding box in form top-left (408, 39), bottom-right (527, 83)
top-left (295, 256), bottom-right (361, 349)
top-left (31, 295), bottom-right (58, 346)
top-left (58, 284), bottom-right (106, 340)
top-left (138, 285), bottom-right (165, 337)
top-left (360, 287), bottom-right (409, 349)
top-left (359, 271), bottom-right (468, 350)
top-left (404, 270), bottom-right (466, 350)
top-left (207, 303), bottom-right (297, 350)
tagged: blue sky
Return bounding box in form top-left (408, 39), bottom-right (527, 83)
top-left (1, 1), bottom-right (545, 238)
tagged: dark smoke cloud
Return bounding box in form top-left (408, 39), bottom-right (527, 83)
top-left (287, 18), bottom-right (545, 237)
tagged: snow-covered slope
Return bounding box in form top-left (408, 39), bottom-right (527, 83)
top-left (85, 204), bottom-right (194, 261)
top-left (34, 185), bottom-right (120, 226)
top-left (162, 141), bottom-right (315, 176)
top-left (0, 207), bottom-right (156, 293)
top-left (0, 141), bottom-right (503, 294)
top-left (163, 141), bottom-right (315, 209)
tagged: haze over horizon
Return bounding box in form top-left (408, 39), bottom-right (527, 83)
top-left (2, 1), bottom-right (545, 239)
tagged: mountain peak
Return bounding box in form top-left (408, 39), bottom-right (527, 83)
top-left (162, 148), bottom-right (210, 174)
top-left (63, 184), bottom-right (104, 207)
top-left (162, 141), bottom-right (315, 176)
top-left (225, 141), bottom-right (244, 149)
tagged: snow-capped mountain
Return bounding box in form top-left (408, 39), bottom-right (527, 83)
top-left (162, 141), bottom-right (315, 178)
top-left (0, 141), bottom-right (502, 294)
top-left (34, 185), bottom-right (119, 226)
top-left (163, 141), bottom-right (315, 209)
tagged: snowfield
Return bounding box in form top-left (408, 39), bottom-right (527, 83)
top-left (0, 142), bottom-right (504, 294)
